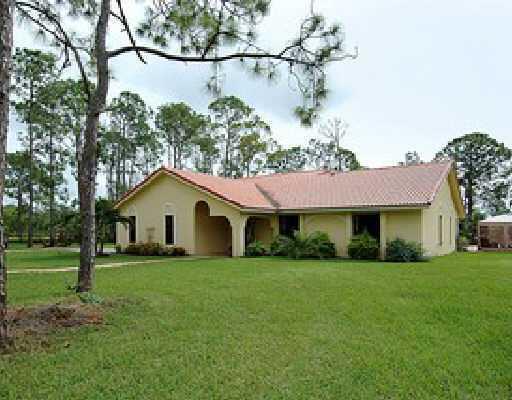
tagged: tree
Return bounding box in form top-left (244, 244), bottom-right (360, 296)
top-left (192, 130), bottom-right (219, 174)
top-left (5, 151), bottom-right (30, 240)
top-left (108, 91), bottom-right (152, 194)
top-left (239, 131), bottom-right (269, 177)
top-left (307, 117), bottom-right (360, 171)
top-left (266, 144), bottom-right (308, 173)
top-left (155, 102), bottom-right (206, 169)
top-left (209, 96), bottom-right (269, 177)
top-left (95, 198), bottom-right (129, 256)
top-left (12, 48), bottom-right (58, 247)
top-left (36, 81), bottom-right (74, 246)
top-left (14, 0), bottom-right (355, 293)
top-left (404, 151), bottom-right (421, 166)
top-left (436, 133), bottom-right (512, 239)
top-left (0, 0), bottom-right (13, 345)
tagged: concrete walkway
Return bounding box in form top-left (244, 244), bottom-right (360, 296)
top-left (8, 257), bottom-right (210, 274)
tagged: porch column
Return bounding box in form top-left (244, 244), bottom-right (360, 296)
top-left (231, 216), bottom-right (248, 257)
top-left (380, 212), bottom-right (387, 260)
top-left (345, 213), bottom-right (352, 257)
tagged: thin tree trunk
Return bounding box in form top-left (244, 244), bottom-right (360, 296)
top-left (0, 0), bottom-right (14, 345)
top-left (17, 178), bottom-right (23, 240)
top-left (77, 0), bottom-right (111, 293)
top-left (116, 143), bottom-right (121, 198)
top-left (27, 83), bottom-right (34, 248)
top-left (49, 130), bottom-right (55, 247)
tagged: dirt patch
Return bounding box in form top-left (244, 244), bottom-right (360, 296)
top-left (1, 303), bottom-right (103, 354)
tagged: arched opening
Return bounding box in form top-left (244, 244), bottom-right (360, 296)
top-left (195, 201), bottom-right (232, 256)
top-left (245, 216), bottom-right (273, 248)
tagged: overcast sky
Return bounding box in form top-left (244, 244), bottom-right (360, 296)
top-left (9, 0), bottom-right (512, 170)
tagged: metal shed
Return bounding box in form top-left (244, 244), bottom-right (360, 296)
top-left (479, 215), bottom-right (512, 249)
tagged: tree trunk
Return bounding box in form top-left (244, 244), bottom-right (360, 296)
top-left (16, 178), bottom-right (23, 240)
top-left (77, 0), bottom-right (111, 293)
top-left (0, 0), bottom-right (13, 345)
top-left (27, 83), bottom-right (34, 248)
top-left (49, 130), bottom-right (55, 247)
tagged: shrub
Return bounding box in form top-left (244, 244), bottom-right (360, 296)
top-left (115, 244), bottom-right (122, 254)
top-left (245, 241), bottom-right (268, 257)
top-left (270, 235), bottom-right (292, 256)
top-left (305, 231), bottom-right (336, 259)
top-left (457, 235), bottom-right (470, 251)
top-left (348, 231), bottom-right (379, 260)
top-left (271, 231), bottom-right (336, 259)
top-left (385, 238), bottom-right (424, 262)
top-left (122, 242), bottom-right (186, 256)
top-left (172, 246), bottom-right (187, 257)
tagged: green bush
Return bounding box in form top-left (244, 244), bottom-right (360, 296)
top-left (122, 243), bottom-right (186, 257)
top-left (270, 231), bottom-right (336, 259)
top-left (245, 241), bottom-right (268, 257)
top-left (270, 235), bottom-right (292, 256)
top-left (348, 231), bottom-right (379, 260)
top-left (172, 246), bottom-right (187, 257)
top-left (385, 238), bottom-right (424, 262)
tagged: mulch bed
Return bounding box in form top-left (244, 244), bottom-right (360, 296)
top-left (1, 303), bottom-right (104, 353)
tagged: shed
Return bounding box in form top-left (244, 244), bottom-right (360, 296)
top-left (479, 215), bottom-right (512, 249)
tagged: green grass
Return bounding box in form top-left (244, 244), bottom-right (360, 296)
top-left (2, 252), bottom-right (512, 399)
top-left (6, 249), bottom-right (172, 270)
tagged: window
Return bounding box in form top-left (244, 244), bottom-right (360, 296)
top-left (128, 216), bottom-right (136, 243)
top-left (279, 215), bottom-right (300, 238)
top-left (449, 217), bottom-right (452, 245)
top-left (353, 213), bottom-right (380, 242)
top-left (438, 215), bottom-right (443, 246)
top-left (165, 215), bottom-right (175, 245)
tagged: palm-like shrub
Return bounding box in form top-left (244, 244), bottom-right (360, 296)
top-left (245, 241), bottom-right (268, 257)
top-left (270, 231), bottom-right (336, 259)
top-left (385, 238), bottom-right (424, 262)
top-left (348, 231), bottom-right (379, 260)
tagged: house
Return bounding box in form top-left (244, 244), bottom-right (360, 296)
top-left (478, 215), bottom-right (512, 249)
top-left (114, 161), bottom-right (464, 258)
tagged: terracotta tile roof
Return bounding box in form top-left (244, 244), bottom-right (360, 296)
top-left (116, 161), bottom-right (454, 211)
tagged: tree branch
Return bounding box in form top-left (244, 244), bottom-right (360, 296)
top-left (114, 0), bottom-right (146, 64)
top-left (108, 45), bottom-right (356, 66)
top-left (15, 1), bottom-right (92, 99)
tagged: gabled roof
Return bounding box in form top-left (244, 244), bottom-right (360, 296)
top-left (115, 161), bottom-right (462, 214)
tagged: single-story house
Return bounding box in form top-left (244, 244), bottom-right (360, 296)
top-left (114, 160), bottom-right (464, 258)
top-left (478, 215), bottom-right (512, 249)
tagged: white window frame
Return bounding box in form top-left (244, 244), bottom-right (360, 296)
top-left (163, 203), bottom-right (177, 246)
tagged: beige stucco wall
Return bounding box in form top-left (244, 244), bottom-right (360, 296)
top-left (384, 211), bottom-right (422, 243)
top-left (422, 179), bottom-right (458, 256)
top-left (116, 173), bottom-right (247, 256)
top-left (302, 214), bottom-right (351, 257)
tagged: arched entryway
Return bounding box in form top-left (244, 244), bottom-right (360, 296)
top-left (194, 201), bottom-right (232, 256)
top-left (245, 216), bottom-right (273, 248)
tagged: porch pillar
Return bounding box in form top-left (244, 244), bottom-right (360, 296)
top-left (345, 213), bottom-right (352, 257)
top-left (380, 212), bottom-right (387, 260)
top-left (231, 216), bottom-right (248, 257)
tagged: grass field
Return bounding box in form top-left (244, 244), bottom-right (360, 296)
top-left (1, 252), bottom-right (512, 399)
top-left (6, 248), bottom-right (171, 270)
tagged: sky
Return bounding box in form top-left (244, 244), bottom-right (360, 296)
top-left (8, 0), bottom-right (512, 172)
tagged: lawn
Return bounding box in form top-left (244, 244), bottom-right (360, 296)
top-left (6, 248), bottom-right (173, 270)
top-left (1, 252), bottom-right (512, 399)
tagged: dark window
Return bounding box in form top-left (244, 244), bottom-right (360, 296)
top-left (165, 215), bottom-right (175, 245)
top-left (128, 216), bottom-right (136, 243)
top-left (279, 215), bottom-right (300, 238)
top-left (353, 214), bottom-right (380, 242)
